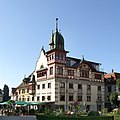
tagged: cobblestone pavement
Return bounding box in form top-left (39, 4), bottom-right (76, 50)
top-left (0, 116), bottom-right (37, 120)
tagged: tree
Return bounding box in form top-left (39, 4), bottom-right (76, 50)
top-left (110, 92), bottom-right (118, 106)
top-left (116, 78), bottom-right (120, 92)
top-left (0, 89), bottom-right (2, 94)
top-left (3, 84), bottom-right (10, 102)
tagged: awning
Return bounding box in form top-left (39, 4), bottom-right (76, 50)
top-left (15, 101), bottom-right (28, 105)
top-left (0, 101), bottom-right (11, 105)
top-left (15, 101), bottom-right (55, 106)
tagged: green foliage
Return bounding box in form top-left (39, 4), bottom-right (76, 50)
top-left (29, 109), bottom-right (35, 115)
top-left (3, 84), bottom-right (10, 102)
top-left (116, 79), bottom-right (120, 92)
top-left (101, 108), bottom-right (108, 115)
top-left (36, 114), bottom-right (114, 120)
top-left (87, 111), bottom-right (100, 116)
top-left (109, 93), bottom-right (118, 105)
top-left (0, 89), bottom-right (2, 94)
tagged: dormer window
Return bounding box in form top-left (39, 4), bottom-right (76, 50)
top-left (80, 70), bottom-right (89, 78)
top-left (40, 65), bottom-right (44, 69)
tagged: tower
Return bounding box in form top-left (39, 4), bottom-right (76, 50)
top-left (46, 18), bottom-right (68, 77)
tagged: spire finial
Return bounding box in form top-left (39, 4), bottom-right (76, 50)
top-left (56, 18), bottom-right (58, 31)
top-left (82, 55), bottom-right (85, 61)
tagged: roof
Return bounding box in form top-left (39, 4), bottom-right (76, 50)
top-left (104, 72), bottom-right (120, 80)
top-left (66, 56), bottom-right (100, 71)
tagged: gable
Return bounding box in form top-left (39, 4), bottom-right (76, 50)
top-left (79, 61), bottom-right (97, 72)
top-left (35, 48), bottom-right (48, 71)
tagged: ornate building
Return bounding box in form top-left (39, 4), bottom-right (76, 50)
top-left (104, 70), bottom-right (120, 110)
top-left (13, 18), bottom-right (105, 111)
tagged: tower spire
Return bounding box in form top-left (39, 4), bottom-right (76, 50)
top-left (56, 18), bottom-right (58, 31)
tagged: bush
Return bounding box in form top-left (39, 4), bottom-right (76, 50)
top-left (87, 111), bottom-right (100, 116)
top-left (36, 114), bottom-right (114, 120)
top-left (29, 109), bottom-right (35, 115)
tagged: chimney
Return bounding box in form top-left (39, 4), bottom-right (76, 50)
top-left (112, 69), bottom-right (114, 73)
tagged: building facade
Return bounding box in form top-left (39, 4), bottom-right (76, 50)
top-left (104, 70), bottom-right (120, 110)
top-left (13, 18), bottom-right (105, 111)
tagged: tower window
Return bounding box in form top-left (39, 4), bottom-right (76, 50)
top-left (50, 67), bottom-right (53, 75)
top-left (57, 66), bottom-right (63, 75)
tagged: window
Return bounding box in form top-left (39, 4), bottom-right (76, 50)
top-left (57, 66), bottom-right (63, 75)
top-left (97, 105), bottom-right (101, 111)
top-left (37, 96), bottom-right (40, 101)
top-left (95, 74), bottom-right (101, 79)
top-left (42, 96), bottom-right (45, 101)
top-left (37, 85), bottom-right (40, 89)
top-left (19, 90), bottom-right (21, 94)
top-left (50, 67), bottom-right (53, 75)
top-left (69, 95), bottom-right (73, 101)
top-left (48, 83), bottom-right (51, 88)
top-left (78, 84), bottom-right (82, 89)
top-left (27, 88), bottom-right (29, 93)
top-left (42, 84), bottom-right (45, 89)
top-left (60, 82), bottom-right (65, 88)
top-left (47, 96), bottom-right (51, 101)
top-left (78, 96), bottom-right (82, 101)
top-left (87, 85), bottom-right (91, 94)
top-left (69, 83), bottom-right (73, 89)
top-left (22, 89), bottom-right (25, 94)
top-left (19, 97), bottom-right (21, 101)
top-left (32, 97), bottom-right (34, 101)
top-left (86, 105), bottom-right (90, 112)
top-left (87, 85), bottom-right (91, 90)
top-left (98, 86), bottom-right (101, 91)
top-left (97, 96), bottom-right (102, 101)
top-left (108, 86), bottom-right (112, 92)
top-left (56, 54), bottom-right (59, 59)
top-left (22, 97), bottom-right (25, 101)
top-left (66, 60), bottom-right (71, 66)
top-left (37, 71), bottom-right (47, 78)
top-left (87, 96), bottom-right (91, 102)
top-left (60, 95), bottom-right (65, 101)
top-left (27, 97), bottom-right (30, 101)
top-left (80, 70), bottom-right (89, 78)
top-left (68, 70), bottom-right (74, 76)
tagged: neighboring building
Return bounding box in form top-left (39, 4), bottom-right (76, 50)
top-left (14, 18), bottom-right (105, 111)
top-left (0, 93), bottom-right (3, 102)
top-left (104, 70), bottom-right (120, 110)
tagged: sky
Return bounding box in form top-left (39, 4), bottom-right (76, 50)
top-left (0, 0), bottom-right (120, 91)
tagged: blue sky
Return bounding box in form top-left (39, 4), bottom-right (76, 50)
top-left (0, 0), bottom-right (120, 90)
